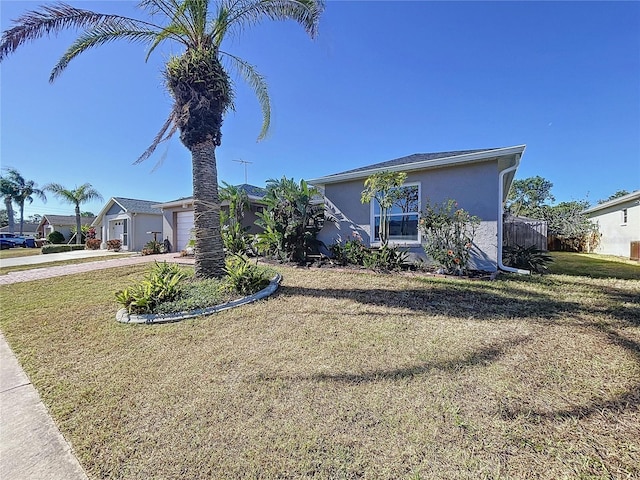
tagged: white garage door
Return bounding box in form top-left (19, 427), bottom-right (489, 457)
top-left (176, 211), bottom-right (194, 251)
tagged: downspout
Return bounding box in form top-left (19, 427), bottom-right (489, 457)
top-left (497, 154), bottom-right (530, 274)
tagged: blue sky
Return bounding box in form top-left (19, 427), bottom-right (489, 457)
top-left (1, 0), bottom-right (639, 219)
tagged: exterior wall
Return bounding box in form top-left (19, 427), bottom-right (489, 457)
top-left (132, 213), bottom-right (164, 252)
top-left (317, 160), bottom-right (501, 271)
top-left (588, 200), bottom-right (640, 257)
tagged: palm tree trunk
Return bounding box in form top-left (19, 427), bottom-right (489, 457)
top-left (18, 201), bottom-right (25, 235)
top-left (4, 198), bottom-right (15, 234)
top-left (192, 138), bottom-right (225, 278)
top-left (75, 203), bottom-right (82, 245)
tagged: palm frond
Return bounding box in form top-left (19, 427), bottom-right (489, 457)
top-left (0, 3), bottom-right (159, 62)
top-left (217, 0), bottom-right (324, 41)
top-left (135, 110), bottom-right (180, 165)
top-left (221, 52), bottom-right (271, 140)
top-left (51, 27), bottom-right (161, 82)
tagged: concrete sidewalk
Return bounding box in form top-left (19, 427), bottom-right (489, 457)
top-left (0, 249), bottom-right (136, 268)
top-left (0, 334), bottom-right (89, 480)
top-left (0, 252), bottom-right (194, 285)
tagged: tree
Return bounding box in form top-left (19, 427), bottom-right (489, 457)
top-left (0, 0), bottom-right (324, 278)
top-left (27, 214), bottom-right (43, 224)
top-left (597, 190), bottom-right (630, 204)
top-left (0, 176), bottom-right (18, 234)
top-left (506, 176), bottom-right (555, 218)
top-left (0, 209), bottom-right (17, 228)
top-left (44, 183), bottom-right (103, 244)
top-left (255, 177), bottom-right (325, 263)
top-left (81, 211), bottom-right (95, 217)
top-left (360, 171), bottom-right (408, 246)
top-left (543, 200), bottom-right (599, 252)
top-left (0, 168), bottom-right (47, 235)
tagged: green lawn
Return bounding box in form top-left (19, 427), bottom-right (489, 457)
top-left (0, 257), bottom-right (638, 479)
top-left (0, 247), bottom-right (42, 259)
top-left (548, 251), bottom-right (640, 280)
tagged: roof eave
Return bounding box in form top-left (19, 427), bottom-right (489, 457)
top-left (307, 145), bottom-right (526, 186)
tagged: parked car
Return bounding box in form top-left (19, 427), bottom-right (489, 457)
top-left (0, 233), bottom-right (28, 247)
top-left (0, 238), bottom-right (12, 249)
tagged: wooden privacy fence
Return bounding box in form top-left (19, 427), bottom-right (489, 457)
top-left (504, 218), bottom-right (548, 251)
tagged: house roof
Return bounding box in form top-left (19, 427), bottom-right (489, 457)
top-left (0, 222), bottom-right (39, 234)
top-left (307, 145), bottom-right (526, 186)
top-left (92, 197), bottom-right (163, 226)
top-left (154, 184), bottom-right (267, 209)
top-left (40, 215), bottom-right (95, 226)
top-left (583, 190), bottom-right (640, 215)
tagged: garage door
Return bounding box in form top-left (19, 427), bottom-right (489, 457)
top-left (176, 211), bottom-right (195, 251)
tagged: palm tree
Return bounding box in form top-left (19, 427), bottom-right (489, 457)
top-left (0, 176), bottom-right (18, 234)
top-left (0, 0), bottom-right (324, 278)
top-left (44, 183), bottom-right (103, 244)
top-left (1, 168), bottom-right (47, 235)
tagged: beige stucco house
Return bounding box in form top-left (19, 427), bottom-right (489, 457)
top-left (584, 190), bottom-right (640, 259)
top-left (308, 145), bottom-right (527, 272)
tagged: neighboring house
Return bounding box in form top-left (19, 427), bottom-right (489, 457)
top-left (92, 197), bottom-right (163, 252)
top-left (37, 215), bottom-right (96, 242)
top-left (584, 190), bottom-right (640, 259)
top-left (0, 222), bottom-right (39, 237)
top-left (308, 145), bottom-right (527, 272)
top-left (154, 184), bottom-right (267, 252)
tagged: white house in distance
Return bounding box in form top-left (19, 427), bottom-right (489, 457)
top-left (584, 190), bottom-right (640, 259)
top-left (36, 215), bottom-right (96, 242)
top-left (92, 197), bottom-right (163, 252)
top-left (308, 145), bottom-right (527, 272)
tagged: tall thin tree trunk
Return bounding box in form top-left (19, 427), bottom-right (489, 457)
top-left (19, 202), bottom-right (25, 235)
top-left (75, 204), bottom-right (82, 245)
top-left (192, 138), bottom-right (225, 278)
top-left (5, 198), bottom-right (15, 234)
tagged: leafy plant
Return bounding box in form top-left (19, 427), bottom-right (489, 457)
top-left (224, 255), bottom-right (271, 296)
top-left (503, 245), bottom-right (553, 273)
top-left (360, 171), bottom-right (408, 246)
top-left (115, 261), bottom-right (189, 314)
top-left (47, 230), bottom-right (65, 244)
top-left (106, 239), bottom-right (122, 251)
top-left (85, 238), bottom-right (101, 250)
top-left (362, 244), bottom-right (409, 272)
top-left (255, 177), bottom-right (326, 264)
top-left (329, 234), bottom-right (369, 266)
top-left (142, 240), bottom-right (162, 256)
top-left (419, 199), bottom-right (481, 275)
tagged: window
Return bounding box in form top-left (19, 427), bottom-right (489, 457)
top-left (372, 184), bottom-right (420, 243)
top-left (622, 208), bottom-right (628, 225)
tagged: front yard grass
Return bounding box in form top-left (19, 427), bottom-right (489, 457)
top-left (1, 262), bottom-right (639, 479)
top-left (0, 247), bottom-right (41, 259)
top-left (549, 251), bottom-right (640, 280)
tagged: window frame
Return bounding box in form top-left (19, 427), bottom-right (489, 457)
top-left (621, 208), bottom-right (628, 225)
top-left (369, 181), bottom-right (421, 246)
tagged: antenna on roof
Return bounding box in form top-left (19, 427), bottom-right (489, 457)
top-left (233, 158), bottom-right (253, 184)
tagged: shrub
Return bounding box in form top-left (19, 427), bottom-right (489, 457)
top-left (107, 239), bottom-right (122, 251)
top-left (503, 244), bottom-right (553, 273)
top-left (115, 262), bottom-right (189, 314)
top-left (42, 244), bottom-right (85, 254)
top-left (85, 238), bottom-right (101, 250)
top-left (153, 278), bottom-right (230, 314)
top-left (329, 234), bottom-right (370, 266)
top-left (47, 231), bottom-right (65, 244)
top-left (419, 199), bottom-right (481, 275)
top-left (224, 255), bottom-right (271, 296)
top-left (362, 244), bottom-right (409, 272)
top-left (142, 240), bottom-right (162, 256)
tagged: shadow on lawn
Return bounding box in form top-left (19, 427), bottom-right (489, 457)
top-left (308, 336), bottom-right (531, 384)
top-left (276, 276), bottom-right (640, 421)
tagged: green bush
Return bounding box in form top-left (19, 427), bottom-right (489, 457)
top-left (419, 199), bottom-right (481, 275)
top-left (142, 240), bottom-right (162, 255)
top-left (503, 245), bottom-right (553, 273)
top-left (154, 278), bottom-right (231, 314)
top-left (115, 262), bottom-right (189, 314)
top-left (47, 231), bottom-right (65, 244)
top-left (224, 255), bottom-right (271, 296)
top-left (42, 244), bottom-right (85, 254)
top-left (362, 244), bottom-right (409, 272)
